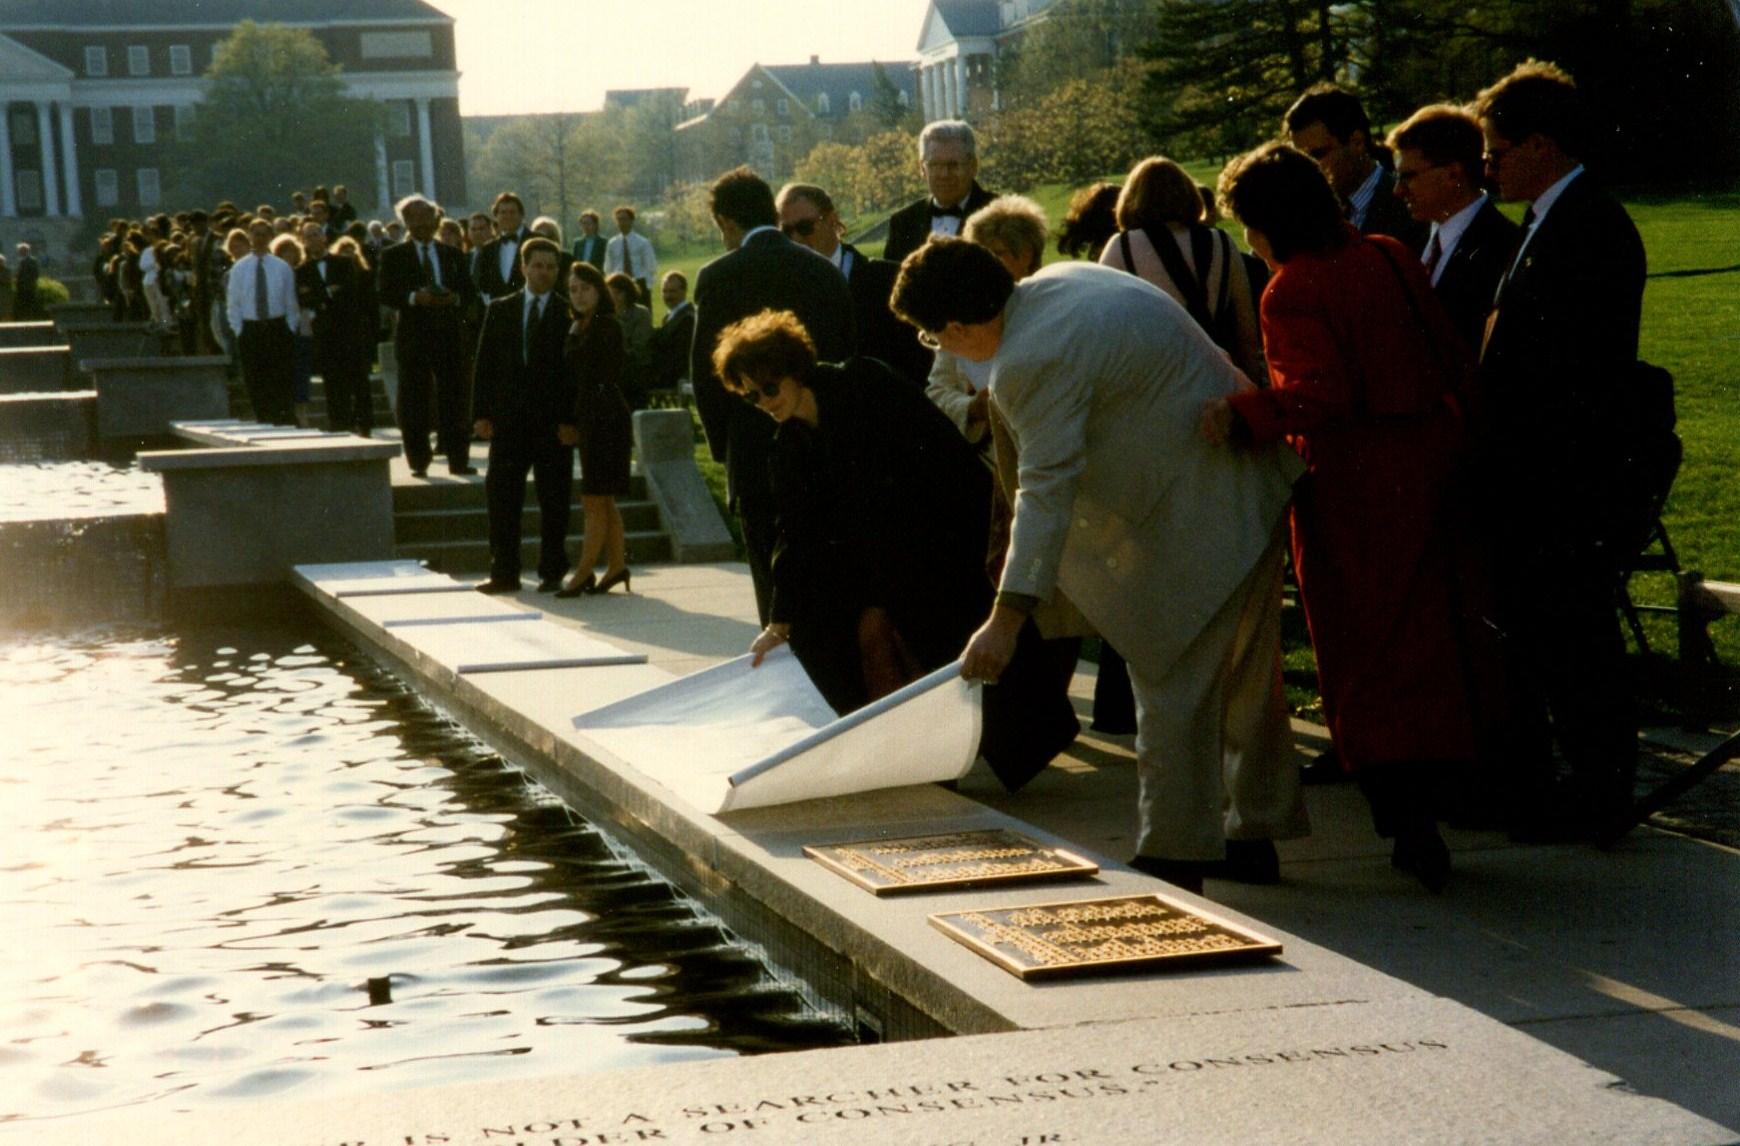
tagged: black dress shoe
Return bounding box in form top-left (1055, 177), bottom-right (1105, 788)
top-left (475, 578), bottom-right (520, 595)
top-left (1391, 825), bottom-right (1451, 892)
top-left (410, 466), bottom-right (428, 478)
top-left (1301, 748), bottom-right (1350, 784)
top-left (1219, 839), bottom-right (1281, 884)
top-left (536, 577), bottom-right (562, 593)
top-left (1129, 855), bottom-right (1207, 895)
top-left (449, 464), bottom-right (478, 475)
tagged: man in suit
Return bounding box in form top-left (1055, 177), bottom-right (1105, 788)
top-left (778, 181), bottom-right (928, 386)
top-left (1286, 84), bottom-right (1427, 254)
top-left (691, 166), bottom-right (856, 624)
top-left (10, 243), bottom-right (41, 320)
top-left (1475, 61), bottom-right (1647, 839)
top-left (1387, 104), bottom-right (1521, 353)
top-left (296, 221), bottom-right (373, 437)
top-left (330, 185), bottom-right (358, 229)
top-left (471, 237), bottom-right (576, 594)
top-left (473, 192), bottom-right (531, 301)
top-left (186, 211), bottom-right (222, 354)
top-left (572, 210), bottom-right (607, 270)
top-left (604, 206), bottom-right (657, 301)
top-left (882, 120), bottom-right (998, 265)
top-left (225, 219), bottom-right (301, 425)
top-left (895, 240), bottom-right (1309, 894)
top-left (650, 271), bottom-right (694, 399)
top-left (378, 194), bottom-right (475, 477)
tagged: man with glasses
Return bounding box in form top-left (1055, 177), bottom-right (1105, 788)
top-left (882, 120), bottom-right (999, 265)
top-left (1284, 85), bottom-right (1426, 254)
top-left (1387, 104), bottom-right (1521, 352)
top-left (690, 167), bottom-right (856, 624)
top-left (777, 182), bottom-right (926, 385)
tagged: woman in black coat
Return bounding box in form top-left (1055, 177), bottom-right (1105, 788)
top-left (557, 261), bottom-right (634, 597)
top-left (713, 308), bottom-right (991, 714)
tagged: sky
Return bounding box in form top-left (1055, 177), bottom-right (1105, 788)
top-left (424, 0), bottom-right (936, 117)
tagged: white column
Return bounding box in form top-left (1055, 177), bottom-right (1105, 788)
top-left (415, 97), bottom-right (436, 201)
top-left (37, 102), bottom-right (61, 217)
top-left (946, 60), bottom-right (961, 118)
top-left (374, 132), bottom-right (390, 212)
top-left (922, 65), bottom-right (938, 122)
top-left (955, 55), bottom-right (971, 120)
top-left (58, 102), bottom-right (81, 217)
top-left (0, 108), bottom-right (15, 217)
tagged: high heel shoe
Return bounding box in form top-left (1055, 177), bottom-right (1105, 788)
top-left (554, 571), bottom-right (595, 599)
top-left (589, 568), bottom-right (632, 595)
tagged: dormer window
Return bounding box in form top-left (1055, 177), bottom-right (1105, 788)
top-left (817, 93), bottom-right (831, 115)
top-left (848, 91), bottom-right (863, 113)
top-left (84, 46), bottom-right (108, 76)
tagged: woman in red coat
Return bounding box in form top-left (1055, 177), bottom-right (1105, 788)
top-left (1203, 142), bottom-right (1487, 891)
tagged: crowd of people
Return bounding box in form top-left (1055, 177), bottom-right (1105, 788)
top-left (693, 59), bottom-right (1655, 897)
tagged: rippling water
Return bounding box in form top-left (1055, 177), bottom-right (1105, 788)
top-left (0, 621), bottom-right (852, 1123)
top-left (0, 460), bottom-right (163, 522)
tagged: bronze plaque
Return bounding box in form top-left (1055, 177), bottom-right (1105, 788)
top-left (804, 829), bottom-right (1099, 896)
top-left (929, 894), bottom-right (1283, 980)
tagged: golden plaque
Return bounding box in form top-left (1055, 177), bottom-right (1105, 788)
top-left (928, 893), bottom-right (1283, 980)
top-left (803, 829), bottom-right (1099, 896)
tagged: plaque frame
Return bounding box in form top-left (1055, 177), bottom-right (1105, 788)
top-left (928, 893), bottom-right (1284, 980)
top-left (803, 829), bottom-right (1100, 896)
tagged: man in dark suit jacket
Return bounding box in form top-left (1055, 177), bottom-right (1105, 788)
top-left (11, 243), bottom-right (41, 320)
top-left (1475, 61), bottom-right (1647, 838)
top-left (1389, 104), bottom-right (1522, 352)
top-left (882, 121), bottom-right (999, 266)
top-left (691, 166), bottom-right (856, 624)
top-left (650, 271), bottom-right (695, 398)
top-left (473, 192), bottom-right (531, 301)
top-left (778, 182), bottom-right (929, 386)
top-left (377, 194), bottom-right (475, 476)
top-left (471, 238), bottom-right (576, 593)
top-left (295, 221), bottom-right (375, 436)
top-left (571, 211), bottom-right (607, 270)
top-left (1286, 84), bottom-right (1428, 254)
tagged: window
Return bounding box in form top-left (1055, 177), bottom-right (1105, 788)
top-left (848, 91), bottom-right (863, 113)
top-left (174, 105), bottom-right (194, 143)
top-left (816, 92), bottom-right (831, 115)
top-left (90, 106), bottom-right (113, 145)
top-left (388, 101), bottom-right (413, 138)
top-left (15, 170), bottom-right (42, 212)
top-left (392, 159), bottom-right (415, 197)
top-left (777, 124), bottom-right (792, 143)
top-left (128, 45), bottom-right (150, 76)
top-left (750, 123), bottom-right (768, 143)
top-left (11, 108), bottom-right (36, 148)
top-left (898, 89), bottom-right (910, 107)
top-left (85, 46), bottom-right (108, 76)
top-left (360, 31), bottom-right (433, 59)
top-left (133, 106), bottom-right (155, 145)
top-left (776, 98), bottom-right (789, 117)
top-left (94, 168), bottom-right (119, 208)
top-left (137, 167), bottom-right (161, 207)
top-left (729, 127), bottom-right (742, 144)
top-left (170, 45), bottom-right (192, 75)
top-left (751, 99), bottom-right (765, 116)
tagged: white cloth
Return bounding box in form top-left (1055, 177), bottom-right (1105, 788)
top-left (925, 348), bottom-right (992, 444)
top-left (498, 231), bottom-right (521, 287)
top-left (1424, 192), bottom-right (1489, 286)
top-left (604, 231), bottom-right (657, 282)
top-left (225, 252), bottom-right (300, 333)
top-left (139, 245), bottom-right (160, 287)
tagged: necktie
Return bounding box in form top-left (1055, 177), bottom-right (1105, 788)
top-left (1494, 206), bottom-right (1539, 307)
top-left (1423, 233), bottom-right (1443, 277)
top-left (621, 235), bottom-right (633, 278)
top-left (253, 256), bottom-right (268, 321)
top-left (523, 295), bottom-right (542, 363)
top-left (929, 203), bottom-right (964, 219)
top-left (419, 243), bottom-right (432, 286)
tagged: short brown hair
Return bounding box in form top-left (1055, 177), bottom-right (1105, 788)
top-left (776, 182), bottom-right (835, 215)
top-left (492, 191), bottom-right (525, 215)
top-left (1116, 156), bottom-right (1206, 231)
top-left (1217, 142), bottom-right (1346, 263)
top-left (613, 204), bottom-right (637, 221)
top-left (1473, 59), bottom-right (1588, 157)
top-left (519, 235), bottom-right (559, 266)
top-left (709, 166), bottom-right (776, 230)
top-left (711, 309), bottom-right (816, 396)
top-left (1388, 104), bottom-right (1486, 184)
top-left (1283, 84), bottom-right (1371, 143)
top-left (890, 237), bottom-right (1014, 333)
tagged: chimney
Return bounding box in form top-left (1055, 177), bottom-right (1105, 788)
top-left (810, 55), bottom-right (820, 66)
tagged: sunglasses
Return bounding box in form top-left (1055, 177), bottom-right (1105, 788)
top-left (780, 218), bottom-right (819, 238)
top-left (738, 379), bottom-right (784, 406)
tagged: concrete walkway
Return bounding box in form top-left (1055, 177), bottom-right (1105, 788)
top-left (488, 559), bottom-right (1740, 1130)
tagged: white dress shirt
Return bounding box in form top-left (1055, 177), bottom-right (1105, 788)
top-left (604, 231), bottom-right (657, 282)
top-left (1424, 192), bottom-right (1490, 286)
top-left (1346, 164), bottom-right (1385, 230)
top-left (226, 251), bottom-right (300, 334)
top-left (498, 231), bottom-right (522, 286)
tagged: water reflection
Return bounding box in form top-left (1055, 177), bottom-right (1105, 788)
top-left (0, 460), bottom-right (163, 522)
top-left (0, 621), bottom-right (852, 1123)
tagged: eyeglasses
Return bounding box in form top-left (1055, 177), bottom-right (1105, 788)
top-left (780, 217), bottom-right (819, 238)
top-left (738, 380), bottom-right (784, 406)
top-left (916, 329), bottom-right (943, 351)
top-left (1394, 162), bottom-right (1446, 185)
top-left (923, 160), bottom-right (967, 174)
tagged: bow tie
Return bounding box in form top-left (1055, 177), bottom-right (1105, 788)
top-left (929, 203), bottom-right (966, 219)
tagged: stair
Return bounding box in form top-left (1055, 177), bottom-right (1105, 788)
top-left (303, 372), bottom-right (395, 429)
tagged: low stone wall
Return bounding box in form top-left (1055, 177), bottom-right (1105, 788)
top-left (0, 345), bottom-right (75, 394)
top-left (62, 321), bottom-right (166, 366)
top-left (46, 301), bottom-right (112, 331)
top-left (0, 390), bottom-right (95, 462)
top-left (633, 408), bottom-right (736, 562)
top-left (0, 320), bottom-right (60, 350)
top-left (84, 356), bottom-right (230, 440)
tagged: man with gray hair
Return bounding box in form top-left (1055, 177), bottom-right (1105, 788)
top-left (882, 120), bottom-right (998, 265)
top-left (377, 193), bottom-right (475, 476)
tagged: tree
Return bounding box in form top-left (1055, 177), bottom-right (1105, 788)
top-left (869, 61), bottom-right (921, 132)
top-left (983, 58), bottom-right (1154, 189)
top-left (1000, 0), bottom-right (1164, 107)
top-left (471, 113), bottom-right (626, 225)
top-left (187, 21), bottom-right (381, 208)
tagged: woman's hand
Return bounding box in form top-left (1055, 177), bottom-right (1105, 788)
top-left (750, 623), bottom-right (792, 667)
top-left (1199, 397), bottom-right (1234, 447)
top-left (960, 606), bottom-right (1024, 684)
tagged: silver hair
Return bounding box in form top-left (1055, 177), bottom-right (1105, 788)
top-left (964, 195), bottom-right (1049, 267)
top-left (394, 193), bottom-right (438, 225)
top-left (529, 215), bottom-right (564, 245)
top-left (919, 119), bottom-right (977, 159)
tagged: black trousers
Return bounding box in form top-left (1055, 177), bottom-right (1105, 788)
top-left (395, 323), bottom-right (470, 470)
top-left (485, 431), bottom-right (573, 583)
top-left (319, 337), bottom-right (372, 435)
top-left (980, 621), bottom-right (1083, 792)
top-left (238, 319), bottom-right (296, 425)
top-left (739, 493), bottom-right (777, 628)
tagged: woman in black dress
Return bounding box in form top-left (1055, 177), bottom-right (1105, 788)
top-left (557, 262), bottom-right (634, 597)
top-left (712, 309), bottom-right (991, 715)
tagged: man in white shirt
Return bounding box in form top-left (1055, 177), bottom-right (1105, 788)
top-left (603, 206), bottom-right (656, 302)
top-left (226, 217), bottom-right (301, 425)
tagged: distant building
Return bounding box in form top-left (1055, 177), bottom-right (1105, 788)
top-left (0, 0), bottom-right (464, 221)
top-left (915, 0), bottom-right (1057, 122)
top-left (674, 56), bottom-right (915, 184)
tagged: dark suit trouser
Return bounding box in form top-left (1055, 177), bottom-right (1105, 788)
top-left (739, 492), bottom-right (776, 627)
top-left (319, 339), bottom-right (372, 435)
top-left (395, 323), bottom-right (469, 470)
top-left (980, 622), bottom-right (1083, 793)
top-left (238, 319), bottom-right (296, 425)
top-left (485, 431), bottom-right (573, 583)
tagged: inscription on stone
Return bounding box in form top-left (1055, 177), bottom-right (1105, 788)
top-left (930, 894), bottom-right (1283, 980)
top-left (804, 829), bottom-right (1098, 896)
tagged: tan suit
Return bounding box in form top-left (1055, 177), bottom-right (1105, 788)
top-left (991, 262), bottom-right (1307, 859)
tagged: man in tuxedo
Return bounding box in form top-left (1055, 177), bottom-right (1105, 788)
top-left (378, 194), bottom-right (475, 477)
top-left (1474, 61), bottom-right (1647, 839)
top-left (650, 271), bottom-right (694, 399)
top-left (473, 192), bottom-right (530, 301)
top-left (882, 120), bottom-right (998, 265)
top-left (690, 166), bottom-right (856, 623)
top-left (571, 210), bottom-right (607, 270)
top-left (296, 221), bottom-right (373, 437)
top-left (1388, 104), bottom-right (1522, 353)
top-left (225, 219), bottom-right (300, 425)
top-left (604, 206), bottom-right (657, 301)
top-left (1285, 85), bottom-right (1427, 254)
top-left (471, 238), bottom-right (576, 594)
top-left (778, 181), bottom-right (928, 386)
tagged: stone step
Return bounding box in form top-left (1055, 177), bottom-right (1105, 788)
top-left (392, 472), bottom-right (649, 510)
top-left (398, 529), bottom-right (672, 574)
top-left (393, 498), bottom-right (663, 544)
